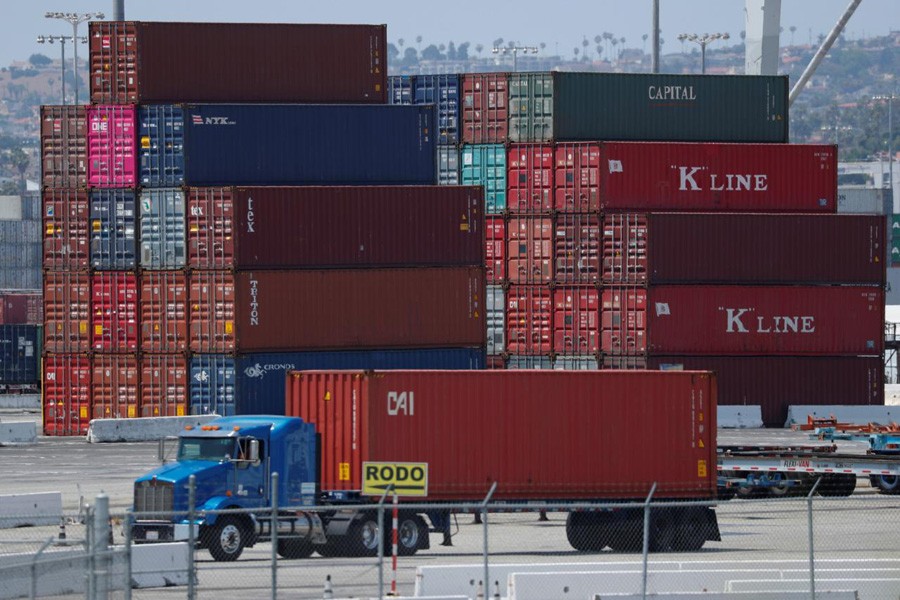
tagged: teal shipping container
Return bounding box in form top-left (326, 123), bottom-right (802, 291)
top-left (462, 144), bottom-right (506, 213)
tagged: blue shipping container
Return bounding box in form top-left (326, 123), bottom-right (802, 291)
top-left (388, 75), bottom-right (460, 145)
top-left (461, 144), bottom-right (506, 213)
top-left (90, 189), bottom-right (137, 270)
top-left (0, 324), bottom-right (40, 385)
top-left (139, 104), bottom-right (185, 188)
top-left (154, 104), bottom-right (437, 186)
top-left (191, 348), bottom-right (486, 416)
top-left (388, 75), bottom-right (413, 105)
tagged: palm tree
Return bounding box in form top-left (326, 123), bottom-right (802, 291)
top-left (789, 26), bottom-right (797, 46)
top-left (539, 42), bottom-right (546, 53)
top-left (574, 47), bottom-right (580, 60)
top-left (416, 35), bottom-right (423, 52)
top-left (398, 38), bottom-right (405, 50)
top-left (611, 38), bottom-right (619, 63)
top-left (642, 33), bottom-right (648, 54)
top-left (582, 36), bottom-right (590, 59)
top-left (475, 43), bottom-right (484, 56)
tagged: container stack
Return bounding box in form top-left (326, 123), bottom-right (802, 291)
top-left (38, 21), bottom-right (486, 435)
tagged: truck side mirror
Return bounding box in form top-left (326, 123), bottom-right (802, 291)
top-left (248, 439), bottom-right (259, 464)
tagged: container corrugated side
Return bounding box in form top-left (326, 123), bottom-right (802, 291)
top-left (140, 353), bottom-right (188, 417)
top-left (91, 272), bottom-right (138, 352)
top-left (40, 105), bottom-right (87, 189)
top-left (43, 354), bottom-right (91, 436)
top-left (139, 188), bottom-right (186, 269)
top-left (0, 324), bottom-right (39, 384)
top-left (42, 189), bottom-right (89, 271)
top-left (286, 370), bottom-right (717, 500)
top-left (90, 189), bottom-right (137, 270)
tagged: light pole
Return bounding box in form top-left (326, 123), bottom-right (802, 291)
top-left (676, 32), bottom-right (730, 74)
top-left (873, 92), bottom-right (896, 209)
top-left (492, 45), bottom-right (538, 72)
top-left (44, 11), bottom-right (105, 105)
top-left (36, 35), bottom-right (79, 104)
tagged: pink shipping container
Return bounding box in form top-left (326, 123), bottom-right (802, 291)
top-left (42, 189), bottom-right (90, 271)
top-left (140, 271), bottom-right (188, 353)
top-left (43, 354), bottom-right (91, 436)
top-left (555, 214), bottom-right (601, 284)
top-left (286, 370), bottom-right (718, 500)
top-left (87, 105), bottom-right (136, 188)
top-left (508, 217), bottom-right (552, 283)
top-left (649, 356), bottom-right (883, 428)
top-left (553, 288), bottom-right (599, 355)
top-left (507, 144), bottom-right (554, 213)
top-left (43, 272), bottom-right (91, 353)
top-left (461, 73), bottom-right (509, 144)
top-left (40, 105), bottom-right (87, 189)
top-left (485, 217), bottom-right (506, 283)
top-left (599, 142), bottom-right (837, 212)
top-left (92, 353), bottom-right (139, 419)
top-left (506, 285), bottom-right (552, 354)
top-left (140, 353), bottom-right (188, 417)
top-left (0, 292), bottom-right (43, 325)
top-left (91, 272), bottom-right (138, 352)
top-left (186, 186), bottom-right (483, 270)
top-left (555, 143), bottom-right (600, 212)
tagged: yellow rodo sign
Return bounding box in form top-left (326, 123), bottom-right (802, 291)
top-left (362, 461), bottom-right (428, 497)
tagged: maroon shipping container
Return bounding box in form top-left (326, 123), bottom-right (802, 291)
top-left (286, 370), bottom-right (717, 500)
top-left (91, 272), bottom-right (138, 352)
top-left (507, 144), bottom-right (554, 213)
top-left (506, 285), bottom-right (552, 354)
top-left (43, 272), bottom-right (91, 353)
top-left (646, 285), bottom-right (884, 355)
top-left (43, 354), bottom-right (91, 436)
top-left (602, 213), bottom-right (648, 284)
top-left (40, 105), bottom-right (87, 189)
top-left (485, 216), bottom-right (506, 283)
top-left (599, 142), bottom-right (837, 212)
top-left (90, 22), bottom-right (387, 104)
top-left (140, 271), bottom-right (188, 353)
top-left (555, 214), bottom-right (601, 284)
top-left (555, 143), bottom-right (600, 212)
top-left (461, 73), bottom-right (509, 144)
top-left (553, 288), bottom-right (599, 355)
top-left (0, 292), bottom-right (43, 325)
top-left (508, 217), bottom-right (552, 283)
top-left (92, 353), bottom-right (139, 419)
top-left (186, 186), bottom-right (483, 270)
top-left (42, 189), bottom-right (90, 272)
top-left (486, 355), bottom-right (505, 370)
top-left (601, 287), bottom-right (647, 356)
top-left (192, 268), bottom-right (485, 352)
top-left (649, 356), bottom-right (883, 428)
top-left (140, 353), bottom-right (188, 417)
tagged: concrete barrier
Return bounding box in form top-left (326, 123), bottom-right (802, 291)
top-left (131, 542), bottom-right (192, 588)
top-left (86, 415), bottom-right (221, 443)
top-left (717, 406), bottom-right (763, 428)
top-left (592, 593), bottom-right (856, 599)
top-left (0, 394), bottom-right (40, 410)
top-left (784, 405), bottom-right (900, 428)
top-left (0, 421), bottom-right (36, 445)
top-left (0, 548), bottom-right (127, 599)
top-left (0, 492), bottom-right (62, 528)
top-left (726, 578), bottom-right (900, 597)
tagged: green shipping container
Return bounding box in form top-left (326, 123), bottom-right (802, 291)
top-left (461, 144), bottom-right (506, 213)
top-left (508, 72), bottom-right (788, 143)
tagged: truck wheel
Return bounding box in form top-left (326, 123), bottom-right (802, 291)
top-left (207, 516), bottom-right (246, 561)
top-left (817, 474), bottom-right (856, 497)
top-left (348, 514), bottom-right (381, 557)
top-left (565, 512), bottom-right (608, 552)
top-left (767, 472), bottom-right (792, 497)
top-left (396, 515), bottom-right (428, 556)
top-left (673, 510), bottom-right (706, 552)
top-left (870, 474), bottom-right (900, 494)
top-left (277, 538), bottom-right (315, 559)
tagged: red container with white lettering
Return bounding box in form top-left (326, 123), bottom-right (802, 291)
top-left (599, 142), bottom-right (836, 212)
top-left (555, 142), bottom-right (601, 212)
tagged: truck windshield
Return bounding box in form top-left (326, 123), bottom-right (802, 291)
top-left (178, 437), bottom-right (236, 461)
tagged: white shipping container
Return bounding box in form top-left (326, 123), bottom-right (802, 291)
top-left (487, 285), bottom-right (504, 356)
top-left (837, 186), bottom-right (891, 214)
top-left (0, 196), bottom-right (22, 220)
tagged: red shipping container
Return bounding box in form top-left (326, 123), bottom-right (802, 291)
top-left (646, 286), bottom-right (884, 355)
top-left (649, 356), bottom-right (883, 428)
top-left (485, 216), bottom-right (506, 283)
top-left (140, 354), bottom-right (188, 417)
top-left (0, 293), bottom-right (43, 325)
top-left (555, 143), bottom-right (600, 212)
top-left (43, 272), bottom-right (91, 353)
top-left (553, 288), bottom-right (599, 355)
top-left (87, 105), bottom-right (136, 188)
top-left (90, 22), bottom-right (387, 104)
top-left (508, 217), bottom-right (552, 283)
top-left (506, 285), bottom-right (552, 354)
top-left (92, 353), bottom-right (139, 419)
top-left (91, 272), bottom-right (138, 352)
top-left (599, 142), bottom-right (837, 212)
top-left (140, 271), bottom-right (189, 353)
top-left (190, 270), bottom-right (234, 353)
top-left (286, 370), bottom-right (717, 500)
top-left (601, 287), bottom-right (648, 355)
top-left (43, 354), bottom-right (91, 436)
top-left (602, 213), bottom-right (648, 284)
top-left (555, 214), bottom-right (601, 284)
top-left (486, 355), bottom-right (505, 370)
top-left (507, 144), bottom-right (554, 213)
top-left (40, 106), bottom-right (87, 189)
top-left (186, 186), bottom-right (483, 270)
top-left (42, 189), bottom-right (90, 272)
top-left (461, 73), bottom-right (509, 144)
top-left (602, 355), bottom-right (648, 370)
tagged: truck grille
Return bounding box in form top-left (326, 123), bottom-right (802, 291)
top-left (134, 480), bottom-right (174, 517)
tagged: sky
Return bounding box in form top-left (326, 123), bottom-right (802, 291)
top-left (3, 0), bottom-right (898, 68)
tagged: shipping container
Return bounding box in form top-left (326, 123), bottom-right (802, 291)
top-left (553, 288), bottom-right (599, 355)
top-left (43, 272), bottom-right (91, 353)
top-left (487, 285), bottom-right (505, 356)
top-left (598, 142), bottom-right (836, 212)
top-left (186, 186), bottom-right (483, 270)
top-left (0, 324), bottom-right (39, 384)
top-left (190, 348), bottom-right (486, 417)
top-left (649, 356), bottom-right (883, 428)
top-left (91, 353), bottom-right (139, 419)
top-left (507, 144), bottom-right (554, 213)
top-left (141, 104), bottom-right (436, 186)
top-left (602, 213), bottom-right (648, 284)
top-left (43, 354), bottom-right (91, 436)
top-left (138, 104), bottom-right (184, 188)
top-left (0, 292), bottom-right (43, 325)
top-left (555, 143), bottom-right (601, 212)
top-left (0, 268), bottom-right (41, 290)
top-left (461, 144), bottom-right (506, 213)
top-left (140, 271), bottom-right (188, 353)
top-left (87, 105), bottom-right (137, 188)
top-left (90, 189), bottom-right (137, 270)
top-left (91, 272), bottom-right (138, 352)
top-left (0, 195), bottom-right (21, 220)
top-left (437, 146), bottom-right (460, 186)
top-left (507, 217), bottom-right (552, 283)
top-left (506, 285), bottom-right (552, 354)
top-left (40, 105), bottom-right (87, 189)
top-left (486, 355), bottom-right (505, 369)
top-left (189, 268), bottom-right (485, 353)
top-left (601, 287), bottom-right (647, 356)
top-left (388, 75), bottom-right (412, 105)
top-left (90, 22), bottom-right (387, 104)
top-left (139, 188), bottom-right (186, 269)
top-left (286, 370), bottom-right (717, 499)
top-left (389, 75), bottom-right (460, 144)
top-left (42, 189), bottom-right (89, 271)
top-left (507, 73), bottom-right (788, 143)
top-left (140, 353), bottom-right (188, 417)
top-left (485, 216), bottom-right (506, 282)
top-left (555, 356), bottom-right (600, 370)
top-left (461, 73), bottom-right (509, 144)
top-left (506, 355), bottom-right (554, 369)
top-left (555, 214), bottom-right (601, 284)
top-left (837, 186), bottom-right (892, 215)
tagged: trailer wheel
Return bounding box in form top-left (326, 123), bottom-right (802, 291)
top-left (816, 474), bottom-right (856, 497)
top-left (207, 516), bottom-right (247, 561)
top-left (276, 538), bottom-right (315, 559)
top-left (565, 512), bottom-right (608, 552)
top-left (870, 474), bottom-right (900, 495)
top-left (767, 472), bottom-right (792, 497)
top-left (395, 515), bottom-right (428, 556)
top-left (673, 510), bottom-right (707, 552)
top-left (348, 513), bottom-right (381, 557)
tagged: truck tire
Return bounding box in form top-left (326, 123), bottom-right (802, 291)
top-left (673, 509), bottom-right (707, 552)
top-left (565, 512), bottom-right (607, 552)
top-left (277, 538), bottom-right (315, 559)
top-left (348, 513), bottom-right (381, 557)
top-left (395, 515), bottom-right (428, 556)
top-left (207, 516), bottom-right (247, 561)
top-left (870, 474), bottom-right (900, 494)
top-left (816, 474), bottom-right (856, 497)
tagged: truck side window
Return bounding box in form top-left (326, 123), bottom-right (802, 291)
top-left (237, 438), bottom-right (265, 467)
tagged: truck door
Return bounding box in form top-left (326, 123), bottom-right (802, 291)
top-left (234, 436), bottom-right (266, 504)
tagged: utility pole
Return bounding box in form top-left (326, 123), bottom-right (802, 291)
top-left (44, 12), bottom-right (105, 105)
